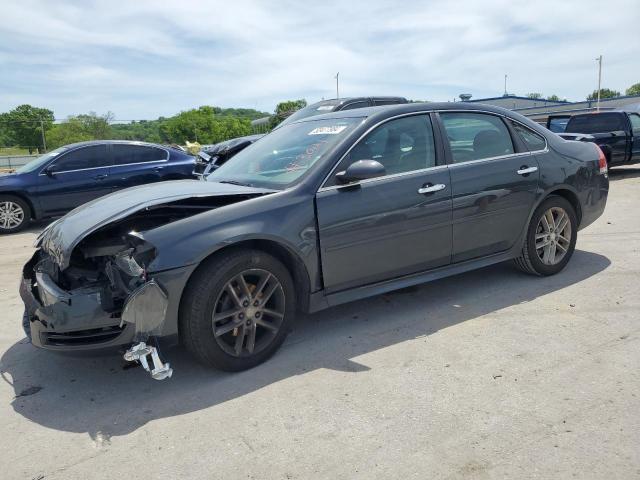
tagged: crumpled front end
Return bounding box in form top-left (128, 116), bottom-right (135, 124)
top-left (20, 232), bottom-right (172, 350)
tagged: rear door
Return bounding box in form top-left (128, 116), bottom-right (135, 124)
top-left (438, 111), bottom-right (539, 263)
top-left (110, 144), bottom-right (169, 191)
top-left (36, 144), bottom-right (112, 216)
top-left (316, 114), bottom-right (452, 292)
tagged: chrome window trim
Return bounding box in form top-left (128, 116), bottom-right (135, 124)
top-left (317, 108), bottom-right (552, 191)
top-left (38, 145), bottom-right (169, 176)
top-left (446, 150), bottom-right (533, 169)
top-left (318, 112), bottom-right (439, 191)
top-left (112, 158), bottom-right (168, 168)
top-left (318, 164), bottom-right (448, 193)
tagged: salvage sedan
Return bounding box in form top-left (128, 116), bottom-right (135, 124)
top-left (20, 103), bottom-right (609, 379)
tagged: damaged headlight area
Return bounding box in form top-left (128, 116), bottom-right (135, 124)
top-left (21, 228), bottom-right (173, 379)
top-left (67, 232), bottom-right (159, 315)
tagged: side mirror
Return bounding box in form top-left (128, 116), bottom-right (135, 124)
top-left (335, 160), bottom-right (386, 184)
top-left (44, 165), bottom-right (56, 177)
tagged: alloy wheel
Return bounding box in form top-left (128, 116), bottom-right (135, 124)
top-left (211, 268), bottom-right (285, 357)
top-left (534, 206), bottom-right (572, 265)
top-left (0, 201), bottom-right (25, 230)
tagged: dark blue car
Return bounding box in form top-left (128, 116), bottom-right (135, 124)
top-left (0, 140), bottom-right (195, 233)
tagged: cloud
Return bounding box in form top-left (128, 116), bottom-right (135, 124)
top-left (0, 0), bottom-right (638, 119)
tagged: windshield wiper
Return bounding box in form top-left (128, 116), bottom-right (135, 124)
top-left (217, 180), bottom-right (253, 187)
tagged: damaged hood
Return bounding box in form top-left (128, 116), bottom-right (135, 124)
top-left (37, 180), bottom-right (275, 269)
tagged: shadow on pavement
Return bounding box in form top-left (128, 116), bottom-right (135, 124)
top-left (608, 167), bottom-right (640, 181)
top-left (1, 250), bottom-right (610, 440)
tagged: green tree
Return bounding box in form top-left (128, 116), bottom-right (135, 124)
top-left (46, 112), bottom-right (114, 149)
top-left (0, 112), bottom-right (13, 148)
top-left (547, 94), bottom-right (560, 102)
top-left (625, 83), bottom-right (640, 96)
top-left (111, 119), bottom-right (162, 143)
top-left (158, 106), bottom-right (252, 144)
top-left (526, 93), bottom-right (542, 99)
top-left (3, 104), bottom-right (54, 153)
top-left (268, 99), bottom-right (307, 129)
top-left (587, 88), bottom-right (620, 101)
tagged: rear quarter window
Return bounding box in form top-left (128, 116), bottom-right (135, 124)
top-left (511, 122), bottom-right (547, 151)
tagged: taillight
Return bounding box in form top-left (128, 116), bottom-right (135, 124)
top-left (596, 145), bottom-right (607, 175)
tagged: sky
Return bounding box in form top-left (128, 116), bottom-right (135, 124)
top-left (1, 0), bottom-right (639, 120)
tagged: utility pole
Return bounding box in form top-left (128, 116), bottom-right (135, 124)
top-left (40, 119), bottom-right (47, 153)
top-left (596, 55), bottom-right (603, 112)
top-left (335, 72), bottom-right (340, 99)
top-left (504, 74), bottom-right (508, 96)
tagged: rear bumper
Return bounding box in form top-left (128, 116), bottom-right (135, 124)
top-left (579, 173), bottom-right (609, 230)
top-left (20, 251), bottom-right (195, 351)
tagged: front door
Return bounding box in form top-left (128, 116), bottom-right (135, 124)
top-left (316, 114), bottom-right (452, 292)
top-left (36, 144), bottom-right (112, 217)
top-left (438, 112), bottom-right (539, 263)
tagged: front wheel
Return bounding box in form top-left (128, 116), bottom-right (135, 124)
top-left (180, 249), bottom-right (296, 371)
top-left (514, 196), bottom-right (578, 276)
top-left (0, 195), bottom-right (30, 234)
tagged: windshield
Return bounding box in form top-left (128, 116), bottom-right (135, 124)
top-left (15, 147), bottom-right (69, 173)
top-left (277, 100), bottom-right (342, 128)
top-left (565, 113), bottom-right (625, 134)
top-left (207, 117), bottom-right (361, 189)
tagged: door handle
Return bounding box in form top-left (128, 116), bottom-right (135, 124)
top-left (517, 166), bottom-right (538, 175)
top-left (154, 166), bottom-right (164, 171)
top-left (93, 174), bottom-right (108, 180)
top-left (418, 183), bottom-right (446, 194)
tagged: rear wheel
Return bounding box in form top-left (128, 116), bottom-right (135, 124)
top-left (0, 195), bottom-right (30, 234)
top-left (514, 196), bottom-right (577, 276)
top-left (180, 249), bottom-right (295, 371)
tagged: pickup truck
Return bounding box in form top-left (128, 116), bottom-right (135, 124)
top-left (558, 111), bottom-right (640, 166)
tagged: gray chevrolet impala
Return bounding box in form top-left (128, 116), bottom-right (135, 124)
top-left (20, 102), bottom-right (609, 379)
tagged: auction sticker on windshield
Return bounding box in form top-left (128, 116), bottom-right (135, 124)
top-left (308, 125), bottom-right (348, 135)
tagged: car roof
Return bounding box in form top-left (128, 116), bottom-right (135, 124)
top-left (289, 101), bottom-right (520, 124)
top-left (307, 96), bottom-right (408, 109)
top-left (60, 140), bottom-right (171, 150)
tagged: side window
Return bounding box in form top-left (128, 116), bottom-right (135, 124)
top-left (50, 145), bottom-right (109, 172)
top-left (629, 114), bottom-right (640, 132)
top-left (511, 122), bottom-right (547, 151)
top-left (340, 101), bottom-right (370, 111)
top-left (112, 144), bottom-right (167, 165)
top-left (440, 112), bottom-right (514, 163)
top-left (328, 114), bottom-right (436, 185)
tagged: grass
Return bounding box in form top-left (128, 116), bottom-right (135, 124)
top-left (0, 147), bottom-right (31, 156)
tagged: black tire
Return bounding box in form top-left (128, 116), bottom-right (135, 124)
top-left (179, 249), bottom-right (296, 371)
top-left (514, 195), bottom-right (578, 276)
top-left (0, 194), bottom-right (31, 234)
